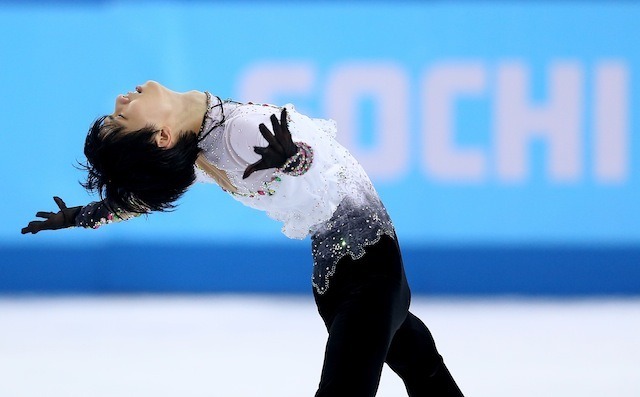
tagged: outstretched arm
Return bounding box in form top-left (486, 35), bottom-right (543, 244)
top-left (21, 196), bottom-right (139, 234)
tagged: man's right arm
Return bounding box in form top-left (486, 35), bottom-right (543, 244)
top-left (21, 196), bottom-right (140, 234)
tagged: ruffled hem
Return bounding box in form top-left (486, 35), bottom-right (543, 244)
top-left (310, 193), bottom-right (396, 294)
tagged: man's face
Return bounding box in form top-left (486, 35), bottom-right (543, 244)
top-left (107, 80), bottom-right (173, 132)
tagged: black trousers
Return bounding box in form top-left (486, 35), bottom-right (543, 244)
top-left (313, 235), bottom-right (464, 397)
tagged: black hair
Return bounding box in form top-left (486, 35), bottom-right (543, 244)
top-left (80, 116), bottom-right (201, 214)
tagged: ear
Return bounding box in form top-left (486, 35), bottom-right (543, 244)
top-left (155, 127), bottom-right (173, 148)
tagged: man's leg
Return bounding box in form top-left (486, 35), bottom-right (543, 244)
top-left (386, 312), bottom-right (464, 396)
top-left (313, 236), bottom-right (410, 397)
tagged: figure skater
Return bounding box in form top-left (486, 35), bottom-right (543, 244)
top-left (22, 80), bottom-right (464, 397)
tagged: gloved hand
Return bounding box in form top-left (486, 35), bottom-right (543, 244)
top-left (21, 196), bottom-right (82, 234)
top-left (243, 108), bottom-right (298, 179)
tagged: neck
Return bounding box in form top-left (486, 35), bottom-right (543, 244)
top-left (171, 90), bottom-right (208, 136)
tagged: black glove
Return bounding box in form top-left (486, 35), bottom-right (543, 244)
top-left (21, 196), bottom-right (82, 234)
top-left (243, 108), bottom-right (298, 179)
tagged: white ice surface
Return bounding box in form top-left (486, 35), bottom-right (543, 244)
top-left (0, 296), bottom-right (638, 397)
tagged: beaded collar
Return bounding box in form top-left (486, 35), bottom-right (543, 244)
top-left (197, 91), bottom-right (212, 138)
top-left (197, 91), bottom-right (225, 142)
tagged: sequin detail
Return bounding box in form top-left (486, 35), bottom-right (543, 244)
top-left (228, 175), bottom-right (282, 198)
top-left (279, 142), bottom-right (314, 176)
top-left (76, 201), bottom-right (140, 229)
top-left (311, 194), bottom-right (396, 295)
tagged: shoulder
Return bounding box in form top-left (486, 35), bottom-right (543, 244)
top-left (227, 102), bottom-right (281, 122)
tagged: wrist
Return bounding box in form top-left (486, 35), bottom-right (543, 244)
top-left (62, 206), bottom-right (83, 227)
top-left (279, 142), bottom-right (313, 176)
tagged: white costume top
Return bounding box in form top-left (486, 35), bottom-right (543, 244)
top-left (77, 93), bottom-right (396, 294)
top-left (196, 94), bottom-right (396, 294)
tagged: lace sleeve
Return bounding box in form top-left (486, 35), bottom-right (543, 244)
top-left (75, 200), bottom-right (140, 229)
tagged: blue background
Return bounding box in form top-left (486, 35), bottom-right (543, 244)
top-left (1, 1), bottom-right (638, 295)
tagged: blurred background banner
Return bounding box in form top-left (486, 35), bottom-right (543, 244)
top-left (1, 1), bottom-right (638, 295)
